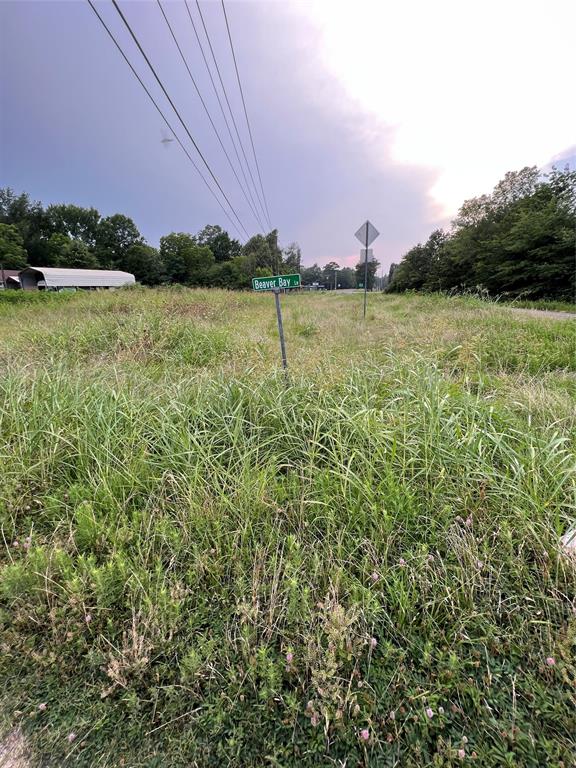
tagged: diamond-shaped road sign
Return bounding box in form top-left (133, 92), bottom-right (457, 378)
top-left (355, 220), bottom-right (379, 247)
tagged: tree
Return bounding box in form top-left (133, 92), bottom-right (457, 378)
top-left (196, 224), bottom-right (241, 263)
top-left (282, 243), bottom-right (301, 273)
top-left (121, 243), bottom-right (164, 285)
top-left (0, 223), bottom-right (28, 269)
top-left (160, 232), bottom-right (214, 285)
top-left (46, 204), bottom-right (100, 246)
top-left (355, 258), bottom-right (379, 290)
top-left (66, 241), bottom-right (100, 269)
top-left (338, 267), bottom-right (356, 289)
top-left (322, 261), bottom-right (340, 289)
top-left (95, 214), bottom-right (141, 267)
top-left (300, 263), bottom-right (323, 286)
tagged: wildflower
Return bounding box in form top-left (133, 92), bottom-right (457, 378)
top-left (545, 656), bottom-right (556, 666)
top-left (85, 614), bottom-right (92, 624)
top-left (360, 728), bottom-right (370, 741)
top-left (462, 736), bottom-right (468, 744)
top-left (425, 707), bottom-right (434, 719)
top-left (38, 703), bottom-right (47, 711)
top-left (465, 517), bottom-right (473, 528)
top-left (286, 651), bottom-right (293, 664)
top-left (476, 560), bottom-right (484, 569)
top-left (427, 554), bottom-right (434, 563)
top-left (389, 711), bottom-right (396, 721)
top-left (458, 749), bottom-right (466, 759)
top-left (438, 706), bottom-right (444, 715)
top-left (370, 637), bottom-right (377, 649)
top-left (67, 733), bottom-right (76, 743)
top-left (310, 712), bottom-right (319, 727)
top-left (12, 540), bottom-right (19, 548)
top-left (370, 572), bottom-right (379, 582)
top-left (23, 537), bottom-right (31, 550)
top-left (399, 558), bottom-right (406, 567)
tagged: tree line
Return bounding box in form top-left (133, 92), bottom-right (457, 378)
top-left (387, 166), bottom-right (575, 300)
top-left (0, 188), bottom-right (306, 289)
top-left (0, 188), bottom-right (384, 291)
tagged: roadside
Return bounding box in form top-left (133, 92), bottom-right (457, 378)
top-left (509, 307), bottom-right (575, 320)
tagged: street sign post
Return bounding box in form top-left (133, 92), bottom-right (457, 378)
top-left (252, 273), bottom-right (301, 374)
top-left (355, 220), bottom-right (380, 318)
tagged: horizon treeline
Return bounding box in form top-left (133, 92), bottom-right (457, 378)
top-left (387, 165), bottom-right (575, 301)
top-left (0, 188), bottom-right (307, 289)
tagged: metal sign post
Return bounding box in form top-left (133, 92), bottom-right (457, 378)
top-left (273, 289), bottom-right (288, 371)
top-left (252, 273), bottom-right (301, 373)
top-left (354, 220), bottom-right (380, 318)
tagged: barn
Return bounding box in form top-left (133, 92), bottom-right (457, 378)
top-left (19, 267), bottom-right (136, 291)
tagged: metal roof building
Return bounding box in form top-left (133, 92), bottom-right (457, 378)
top-left (19, 267), bottom-right (136, 291)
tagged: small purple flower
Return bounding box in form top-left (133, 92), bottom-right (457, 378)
top-left (370, 571), bottom-right (379, 582)
top-left (425, 707), bottom-right (434, 719)
top-left (23, 537), bottom-right (31, 550)
top-left (285, 651), bottom-right (293, 664)
top-left (458, 749), bottom-right (466, 759)
top-left (67, 733), bottom-right (76, 743)
top-left (399, 558), bottom-right (406, 567)
top-left (38, 703), bottom-right (47, 711)
top-left (545, 656), bottom-right (556, 666)
top-left (85, 614), bottom-right (92, 624)
top-left (370, 637), bottom-right (377, 649)
top-left (360, 728), bottom-right (370, 741)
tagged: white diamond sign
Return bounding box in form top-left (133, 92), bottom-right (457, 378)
top-left (355, 220), bottom-right (379, 247)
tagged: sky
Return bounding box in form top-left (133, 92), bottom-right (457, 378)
top-left (1, 0), bottom-right (574, 271)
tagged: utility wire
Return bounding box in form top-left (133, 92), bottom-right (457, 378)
top-left (183, 0), bottom-right (262, 230)
top-left (195, 0), bottom-right (270, 231)
top-left (86, 0), bottom-right (243, 240)
top-left (221, 0), bottom-right (272, 230)
top-left (156, 0), bottom-right (265, 232)
top-left (110, 0), bottom-right (249, 239)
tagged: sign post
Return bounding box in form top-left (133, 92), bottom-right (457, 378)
top-left (252, 273), bottom-right (301, 373)
top-left (354, 221), bottom-right (379, 318)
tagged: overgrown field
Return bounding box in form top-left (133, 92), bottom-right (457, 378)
top-left (0, 289), bottom-right (574, 767)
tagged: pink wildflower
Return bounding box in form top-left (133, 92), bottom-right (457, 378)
top-left (360, 728), bottom-right (370, 741)
top-left (370, 572), bottom-right (379, 582)
top-left (370, 637), bottom-right (377, 649)
top-left (458, 749), bottom-right (466, 759)
top-left (465, 517), bottom-right (473, 528)
top-left (285, 651), bottom-right (293, 664)
top-left (85, 614), bottom-right (92, 624)
top-left (425, 707), bottom-right (434, 719)
top-left (12, 540), bottom-right (19, 548)
top-left (38, 703), bottom-right (47, 712)
top-left (427, 554), bottom-right (434, 563)
top-left (545, 656), bottom-right (556, 666)
top-left (399, 558), bottom-right (406, 567)
top-left (67, 733), bottom-right (76, 743)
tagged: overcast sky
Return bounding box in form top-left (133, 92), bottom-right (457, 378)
top-left (1, 0), bottom-right (574, 270)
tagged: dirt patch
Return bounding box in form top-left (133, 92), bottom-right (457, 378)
top-left (0, 729), bottom-right (30, 768)
top-left (510, 308), bottom-right (575, 320)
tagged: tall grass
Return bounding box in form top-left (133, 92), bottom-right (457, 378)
top-left (0, 290), bottom-right (575, 766)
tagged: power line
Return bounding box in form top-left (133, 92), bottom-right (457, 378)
top-left (156, 0), bottom-right (265, 232)
top-left (221, 0), bottom-right (272, 230)
top-left (183, 0), bottom-right (263, 231)
top-left (86, 0), bottom-right (244, 240)
top-left (195, 0), bottom-right (271, 231)
top-left (110, 0), bottom-right (250, 239)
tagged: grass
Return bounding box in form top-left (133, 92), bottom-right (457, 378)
top-left (0, 289), bottom-right (575, 767)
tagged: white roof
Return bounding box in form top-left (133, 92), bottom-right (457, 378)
top-left (22, 267), bottom-right (135, 288)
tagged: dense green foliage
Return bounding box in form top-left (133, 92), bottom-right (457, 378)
top-left (389, 166), bottom-right (576, 301)
top-left (0, 189), bottom-right (302, 289)
top-left (0, 290), bottom-right (574, 766)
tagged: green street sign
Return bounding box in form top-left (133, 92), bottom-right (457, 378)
top-left (252, 274), bottom-right (301, 291)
